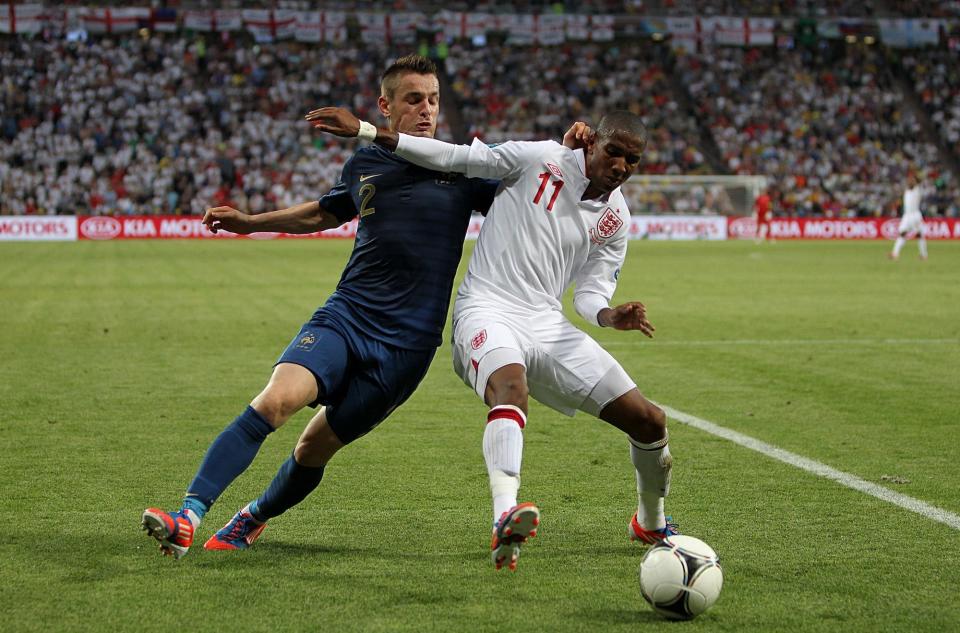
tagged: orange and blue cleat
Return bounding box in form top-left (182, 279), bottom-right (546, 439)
top-left (141, 508), bottom-right (196, 559)
top-left (628, 512), bottom-right (679, 545)
top-left (491, 502), bottom-right (540, 571)
top-left (204, 505), bottom-right (266, 551)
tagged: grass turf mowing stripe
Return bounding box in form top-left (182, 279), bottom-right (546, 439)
top-left (660, 404), bottom-right (960, 531)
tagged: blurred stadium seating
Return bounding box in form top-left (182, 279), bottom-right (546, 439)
top-left (1, 2), bottom-right (958, 217)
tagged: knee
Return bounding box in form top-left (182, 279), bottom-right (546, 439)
top-left (251, 390), bottom-right (299, 429)
top-left (488, 376), bottom-right (529, 410)
top-left (629, 402), bottom-right (667, 443)
top-left (643, 402), bottom-right (667, 434)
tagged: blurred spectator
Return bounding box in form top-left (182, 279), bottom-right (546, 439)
top-left (0, 34), bottom-right (450, 216)
top-left (677, 42), bottom-right (952, 217)
top-left (445, 40), bottom-right (707, 174)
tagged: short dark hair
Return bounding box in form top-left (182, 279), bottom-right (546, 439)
top-left (596, 110), bottom-right (648, 149)
top-left (380, 54), bottom-right (438, 99)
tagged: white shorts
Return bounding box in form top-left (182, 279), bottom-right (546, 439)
top-left (898, 212), bottom-right (924, 236)
top-left (451, 308), bottom-right (637, 417)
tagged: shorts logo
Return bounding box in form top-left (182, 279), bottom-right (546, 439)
top-left (295, 331), bottom-right (318, 352)
top-left (471, 329), bottom-right (487, 350)
top-left (547, 163), bottom-right (563, 179)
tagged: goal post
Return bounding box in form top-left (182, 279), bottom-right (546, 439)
top-left (620, 175), bottom-right (767, 216)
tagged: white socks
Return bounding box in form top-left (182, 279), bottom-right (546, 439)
top-left (483, 405), bottom-right (526, 524)
top-left (482, 405), bottom-right (674, 532)
top-left (892, 236), bottom-right (928, 258)
top-left (629, 434), bottom-right (672, 530)
top-left (892, 237), bottom-right (906, 257)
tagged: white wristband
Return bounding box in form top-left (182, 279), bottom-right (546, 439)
top-left (357, 120), bottom-right (377, 142)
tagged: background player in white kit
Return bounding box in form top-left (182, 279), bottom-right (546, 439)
top-left (890, 172), bottom-right (929, 260)
top-left (308, 107), bottom-right (676, 572)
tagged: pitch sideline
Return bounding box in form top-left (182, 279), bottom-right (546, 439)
top-left (660, 404), bottom-right (960, 531)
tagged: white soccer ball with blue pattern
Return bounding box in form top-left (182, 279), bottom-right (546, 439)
top-left (638, 535), bottom-right (723, 620)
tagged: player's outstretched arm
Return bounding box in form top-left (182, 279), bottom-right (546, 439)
top-left (306, 106), bottom-right (540, 180)
top-left (598, 302), bottom-right (655, 338)
top-left (202, 201), bottom-right (342, 235)
top-left (305, 107), bottom-right (399, 150)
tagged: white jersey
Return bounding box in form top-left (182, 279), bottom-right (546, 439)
top-left (903, 186), bottom-right (922, 218)
top-left (395, 135), bottom-right (629, 326)
top-left (899, 185), bottom-right (925, 235)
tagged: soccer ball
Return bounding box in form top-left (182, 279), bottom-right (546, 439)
top-left (638, 535), bottom-right (723, 620)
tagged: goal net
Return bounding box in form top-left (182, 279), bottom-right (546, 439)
top-left (620, 174), bottom-right (767, 216)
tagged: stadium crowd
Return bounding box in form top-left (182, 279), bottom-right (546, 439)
top-left (677, 43), bottom-right (956, 217)
top-left (903, 49), bottom-right (960, 159)
top-left (1, 22), bottom-right (958, 217)
top-left (446, 40), bottom-right (706, 173)
top-left (0, 35), bottom-right (446, 216)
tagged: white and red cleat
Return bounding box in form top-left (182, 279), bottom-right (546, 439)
top-left (628, 512), bottom-right (679, 545)
top-left (491, 502), bottom-right (540, 571)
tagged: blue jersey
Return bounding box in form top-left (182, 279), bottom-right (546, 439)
top-left (319, 145), bottom-right (498, 350)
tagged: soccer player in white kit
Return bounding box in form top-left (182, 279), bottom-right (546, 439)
top-left (308, 107), bottom-right (676, 572)
top-left (890, 172), bottom-right (928, 260)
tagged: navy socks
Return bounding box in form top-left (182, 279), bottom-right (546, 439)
top-left (250, 453), bottom-right (326, 521)
top-left (184, 406), bottom-right (275, 513)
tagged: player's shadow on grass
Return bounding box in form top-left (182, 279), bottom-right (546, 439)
top-left (251, 541), bottom-right (365, 556)
top-left (221, 541), bottom-right (476, 569)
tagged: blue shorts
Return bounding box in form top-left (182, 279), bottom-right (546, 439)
top-left (277, 308), bottom-right (435, 444)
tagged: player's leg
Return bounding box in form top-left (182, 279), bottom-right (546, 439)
top-left (203, 406), bottom-right (338, 551)
top-left (206, 340), bottom-right (435, 550)
top-left (483, 362), bottom-right (529, 518)
top-left (189, 362), bottom-right (316, 507)
top-left (754, 221), bottom-right (767, 244)
top-left (483, 361), bottom-right (542, 571)
top-left (595, 388), bottom-right (676, 543)
top-left (142, 321), bottom-right (340, 558)
top-left (890, 233), bottom-right (906, 259)
top-left (141, 363), bottom-right (316, 558)
top-left (454, 315), bottom-right (539, 570)
top-left (918, 224), bottom-right (928, 260)
top-left (525, 318), bottom-right (675, 544)
top-left (891, 214), bottom-right (913, 260)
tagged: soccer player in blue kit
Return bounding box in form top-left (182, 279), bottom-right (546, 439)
top-left (140, 55), bottom-right (500, 557)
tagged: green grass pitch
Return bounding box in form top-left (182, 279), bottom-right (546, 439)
top-left (1, 239), bottom-right (958, 632)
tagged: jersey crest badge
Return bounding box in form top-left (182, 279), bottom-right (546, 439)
top-left (295, 331), bottom-right (318, 352)
top-left (596, 207), bottom-right (623, 239)
top-left (471, 329), bottom-right (487, 350)
top-left (547, 163), bottom-right (563, 179)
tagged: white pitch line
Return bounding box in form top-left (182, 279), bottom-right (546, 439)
top-left (659, 404), bottom-right (960, 531)
top-left (607, 338), bottom-right (960, 348)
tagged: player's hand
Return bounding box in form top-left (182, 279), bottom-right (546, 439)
top-left (563, 122), bottom-right (594, 150)
top-left (599, 302), bottom-right (655, 338)
top-left (202, 206), bottom-right (251, 235)
top-left (304, 107), bottom-right (361, 137)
